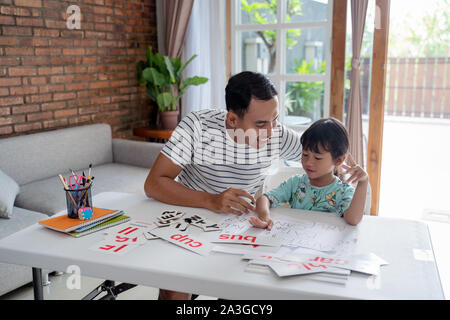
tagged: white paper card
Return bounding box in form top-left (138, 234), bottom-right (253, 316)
top-left (219, 213), bottom-right (358, 253)
top-left (143, 231), bottom-right (159, 240)
top-left (187, 214), bottom-right (222, 232)
top-left (103, 233), bottom-right (147, 245)
top-left (158, 210), bottom-right (185, 222)
top-left (241, 253), bottom-right (285, 263)
top-left (212, 233), bottom-right (281, 247)
top-left (265, 261), bottom-right (344, 277)
top-left (211, 244), bottom-right (282, 256)
top-left (286, 253), bottom-right (386, 275)
top-left (150, 226), bottom-right (212, 256)
top-left (104, 220), bottom-right (158, 236)
top-left (90, 240), bottom-right (139, 255)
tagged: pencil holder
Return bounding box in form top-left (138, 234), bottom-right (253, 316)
top-left (65, 183), bottom-right (93, 219)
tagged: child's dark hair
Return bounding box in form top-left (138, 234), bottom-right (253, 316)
top-left (300, 118), bottom-right (349, 160)
top-left (225, 71), bottom-right (278, 118)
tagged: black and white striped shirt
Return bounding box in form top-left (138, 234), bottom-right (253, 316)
top-left (161, 109), bottom-right (302, 196)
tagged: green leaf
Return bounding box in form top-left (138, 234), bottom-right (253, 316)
top-left (164, 56), bottom-right (176, 83)
top-left (152, 53), bottom-right (167, 75)
top-left (142, 67), bottom-right (165, 86)
top-left (156, 92), bottom-right (173, 109)
top-left (180, 76), bottom-right (209, 91)
top-left (171, 58), bottom-right (181, 76)
top-left (177, 54), bottom-right (197, 78)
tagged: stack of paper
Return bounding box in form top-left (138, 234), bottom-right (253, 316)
top-left (39, 208), bottom-right (128, 237)
top-left (217, 213), bottom-right (358, 255)
top-left (241, 252), bottom-right (388, 285)
top-left (69, 214), bottom-right (130, 237)
top-left (213, 213), bottom-right (388, 284)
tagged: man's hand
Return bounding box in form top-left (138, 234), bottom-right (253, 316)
top-left (207, 188), bottom-right (256, 215)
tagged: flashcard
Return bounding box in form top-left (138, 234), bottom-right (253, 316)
top-left (185, 215), bottom-right (222, 232)
top-left (201, 223), bottom-right (222, 232)
top-left (352, 253), bottom-right (389, 266)
top-left (104, 220), bottom-right (157, 245)
top-left (211, 243), bottom-right (281, 256)
top-left (265, 261), bottom-right (345, 277)
top-left (212, 233), bottom-right (281, 247)
top-left (143, 231), bottom-right (159, 240)
top-left (90, 240), bottom-right (138, 256)
top-left (155, 219), bottom-right (173, 227)
top-left (105, 220), bottom-right (157, 236)
top-left (333, 258), bottom-right (380, 275)
top-left (286, 253), bottom-right (386, 276)
top-left (171, 220), bottom-right (190, 232)
top-left (104, 233), bottom-right (147, 245)
top-left (241, 253), bottom-right (285, 263)
top-left (150, 226), bottom-right (213, 256)
top-left (158, 210), bottom-right (185, 223)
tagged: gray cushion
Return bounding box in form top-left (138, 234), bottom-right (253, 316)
top-left (112, 139), bottom-right (163, 169)
top-left (15, 163), bottom-right (149, 216)
top-left (0, 169), bottom-right (20, 219)
top-left (0, 206), bottom-right (47, 239)
top-left (0, 207), bottom-right (48, 296)
top-left (0, 124), bottom-right (113, 185)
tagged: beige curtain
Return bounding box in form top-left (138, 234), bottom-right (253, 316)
top-left (163, 0), bottom-right (195, 59)
top-left (345, 0), bottom-right (369, 168)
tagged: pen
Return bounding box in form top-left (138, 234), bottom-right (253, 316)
top-left (58, 174), bottom-right (77, 208)
top-left (88, 163), bottom-right (92, 180)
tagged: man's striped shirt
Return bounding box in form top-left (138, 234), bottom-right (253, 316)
top-left (161, 109), bottom-right (302, 196)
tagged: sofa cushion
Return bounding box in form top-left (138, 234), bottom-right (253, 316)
top-left (0, 207), bottom-right (47, 240)
top-left (0, 207), bottom-right (48, 296)
top-left (0, 124), bottom-right (113, 186)
top-left (0, 169), bottom-right (20, 219)
top-left (15, 163), bottom-right (149, 216)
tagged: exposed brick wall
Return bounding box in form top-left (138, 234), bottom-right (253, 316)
top-left (0, 0), bottom-right (157, 139)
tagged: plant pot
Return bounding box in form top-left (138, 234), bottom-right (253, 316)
top-left (159, 110), bottom-right (179, 130)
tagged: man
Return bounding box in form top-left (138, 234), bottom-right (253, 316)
top-left (144, 71), bottom-right (302, 299)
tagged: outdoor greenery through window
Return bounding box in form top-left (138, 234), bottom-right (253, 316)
top-left (232, 0), bottom-right (332, 127)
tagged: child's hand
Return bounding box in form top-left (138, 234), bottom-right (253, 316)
top-left (341, 153), bottom-right (368, 184)
top-left (249, 216), bottom-right (274, 230)
top-left (249, 195), bottom-right (273, 230)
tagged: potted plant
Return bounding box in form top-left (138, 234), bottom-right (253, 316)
top-left (137, 47), bottom-right (208, 129)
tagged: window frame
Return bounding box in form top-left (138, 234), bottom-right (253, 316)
top-left (230, 0), bottom-right (334, 129)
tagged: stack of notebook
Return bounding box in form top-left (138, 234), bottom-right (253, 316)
top-left (39, 207), bottom-right (130, 237)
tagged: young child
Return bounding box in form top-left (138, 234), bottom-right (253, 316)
top-left (249, 118), bottom-right (368, 229)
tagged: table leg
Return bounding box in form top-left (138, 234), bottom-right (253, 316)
top-left (32, 267), bottom-right (44, 300)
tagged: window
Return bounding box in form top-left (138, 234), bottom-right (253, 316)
top-left (231, 0), bottom-right (333, 129)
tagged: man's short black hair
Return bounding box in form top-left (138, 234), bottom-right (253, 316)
top-left (225, 71), bottom-right (278, 118)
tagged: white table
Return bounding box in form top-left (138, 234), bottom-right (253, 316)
top-left (0, 192), bottom-right (444, 300)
